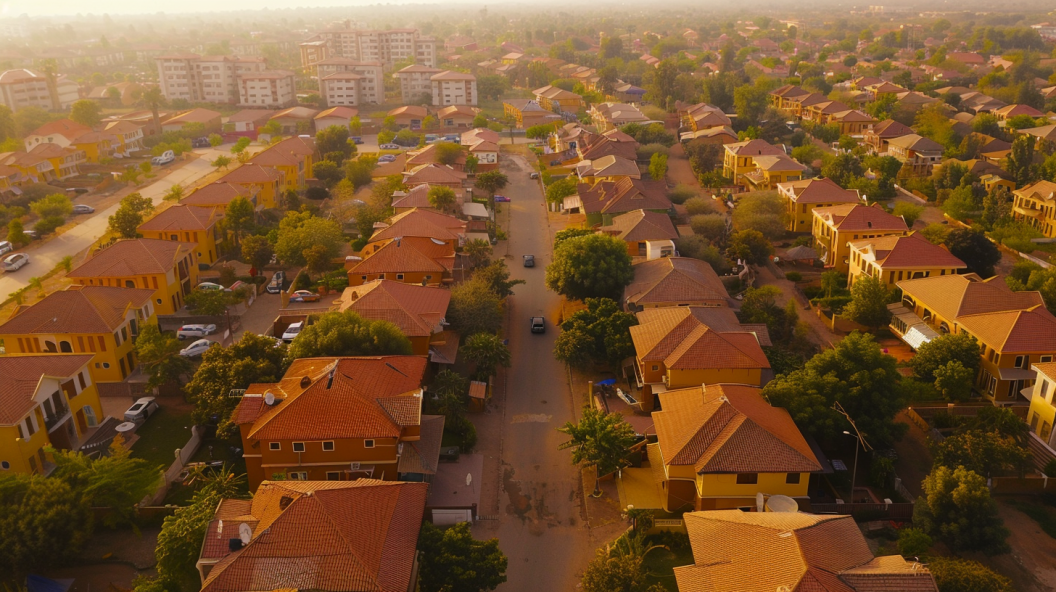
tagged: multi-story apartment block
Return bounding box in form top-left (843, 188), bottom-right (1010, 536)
top-left (156, 54), bottom-right (268, 104)
top-left (0, 68), bottom-right (79, 111)
top-left (299, 28), bottom-right (437, 72)
top-left (397, 64), bottom-right (442, 103)
top-left (237, 70), bottom-right (297, 108)
top-left (431, 71), bottom-right (477, 106)
top-left (315, 58), bottom-right (383, 106)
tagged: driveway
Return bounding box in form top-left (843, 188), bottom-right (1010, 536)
top-left (476, 156), bottom-right (598, 591)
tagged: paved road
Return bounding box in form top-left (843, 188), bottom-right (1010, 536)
top-left (487, 156), bottom-right (596, 591)
top-left (0, 154), bottom-right (216, 298)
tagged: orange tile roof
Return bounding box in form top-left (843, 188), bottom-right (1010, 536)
top-left (576, 178), bottom-right (672, 215)
top-left (163, 107), bottom-right (221, 126)
top-left (181, 182), bottom-right (251, 207)
top-left (0, 355), bottom-right (94, 424)
top-left (0, 285), bottom-right (154, 335)
top-left (675, 510), bottom-right (937, 592)
top-left (217, 164), bottom-right (282, 184)
top-left (68, 239), bottom-right (195, 279)
top-left (371, 209), bottom-right (466, 243)
top-left (201, 479), bottom-right (428, 592)
top-left (624, 257), bottom-right (729, 308)
top-left (26, 118), bottom-right (93, 141)
top-left (779, 177), bottom-right (861, 205)
top-left (137, 204), bottom-right (220, 232)
top-left (813, 204), bottom-right (908, 233)
top-left (630, 307), bottom-right (771, 369)
top-left (1034, 362), bottom-right (1056, 381)
top-left (336, 280), bottom-right (451, 337)
top-left (235, 356), bottom-right (427, 441)
top-left (390, 185), bottom-right (433, 209)
top-left (351, 237), bottom-right (455, 275)
top-left (404, 163), bottom-right (467, 186)
top-left (600, 209), bottom-right (679, 243)
top-left (848, 232), bottom-right (964, 270)
top-left (725, 138), bottom-right (785, 156)
top-left (396, 414), bottom-right (445, 474)
top-left (249, 136), bottom-right (315, 168)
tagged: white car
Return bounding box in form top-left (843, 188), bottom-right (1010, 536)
top-left (281, 321), bottom-right (304, 342)
top-left (0, 241), bottom-right (12, 256)
top-left (2, 253), bottom-right (29, 271)
top-left (124, 397), bottom-right (158, 422)
top-left (177, 323), bottom-right (217, 339)
top-left (179, 338), bottom-right (212, 358)
top-left (152, 150), bottom-right (176, 165)
top-left (72, 204), bottom-right (95, 214)
top-left (196, 282), bottom-right (225, 291)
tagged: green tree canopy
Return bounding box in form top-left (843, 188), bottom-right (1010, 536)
top-left (545, 233), bottom-right (634, 300)
top-left (555, 297), bottom-right (638, 370)
top-left (913, 465), bottom-right (1009, 553)
top-left (944, 227), bottom-right (1001, 278)
top-left (286, 311), bottom-right (412, 360)
top-left (428, 185), bottom-right (457, 212)
top-left (738, 285), bottom-right (797, 343)
top-left (135, 323), bottom-right (193, 389)
top-left (553, 227), bottom-right (594, 245)
top-left (108, 192), bottom-right (154, 238)
top-left (433, 142), bottom-right (463, 165)
top-left (473, 259), bottom-right (525, 298)
top-left (241, 234), bottom-right (274, 271)
top-left (274, 210), bottom-right (344, 266)
top-left (29, 193), bottom-right (73, 220)
top-left (448, 278), bottom-right (504, 337)
top-left (460, 332), bottom-right (512, 380)
top-left (927, 557), bottom-right (1014, 592)
top-left (315, 124), bottom-right (353, 162)
top-left (726, 229), bottom-right (774, 265)
top-left (909, 332), bottom-right (981, 381)
top-left (50, 436), bottom-right (163, 526)
top-left (842, 275), bottom-right (892, 330)
top-left (0, 473), bottom-right (92, 579)
top-left (70, 99), bottom-right (102, 127)
top-left (417, 522), bottom-right (507, 592)
top-left (559, 406), bottom-right (637, 477)
top-left (225, 195), bottom-right (255, 244)
top-left (731, 191), bottom-right (787, 239)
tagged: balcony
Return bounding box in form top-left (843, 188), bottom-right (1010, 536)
top-left (43, 401), bottom-right (70, 431)
top-left (1013, 205), bottom-right (1042, 219)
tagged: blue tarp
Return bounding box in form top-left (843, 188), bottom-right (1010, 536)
top-left (27, 576), bottom-right (73, 592)
top-left (595, 379), bottom-right (616, 386)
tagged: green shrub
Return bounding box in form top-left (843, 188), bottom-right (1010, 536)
top-left (33, 215), bottom-right (65, 235)
top-left (785, 271), bottom-right (802, 282)
top-left (667, 184), bottom-right (698, 205)
top-left (896, 528), bottom-right (932, 557)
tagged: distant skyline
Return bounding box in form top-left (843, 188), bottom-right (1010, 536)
top-left (0, 0), bottom-right (445, 17)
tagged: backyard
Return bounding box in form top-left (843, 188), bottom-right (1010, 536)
top-left (130, 404), bottom-right (194, 470)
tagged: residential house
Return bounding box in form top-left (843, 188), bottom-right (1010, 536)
top-left (181, 181), bottom-right (259, 211)
top-left (768, 84), bottom-right (811, 114)
top-left (314, 106), bottom-right (358, 133)
top-left (237, 70), bottom-right (297, 108)
top-left (589, 102), bottom-right (649, 132)
top-left (576, 155), bottom-right (641, 183)
top-left (640, 384), bottom-right (821, 512)
top-left (0, 355), bottom-right (105, 475)
top-left (66, 239), bottom-right (199, 316)
top-left (885, 134), bottom-right (943, 177)
top-left (812, 203), bottom-right (908, 273)
top-left (388, 105), bottom-right (429, 129)
top-left (268, 106), bottom-right (320, 135)
top-left (465, 138), bottom-right (499, 171)
top-left (1026, 363), bottom-right (1056, 446)
top-left (217, 164), bottom-right (285, 209)
top-left (233, 355), bottom-right (440, 488)
top-left (578, 129), bottom-right (639, 162)
top-left (938, 157), bottom-right (1015, 192)
top-left (864, 119), bottom-right (913, 153)
top-left (137, 204), bottom-right (224, 265)
top-left (610, 82), bottom-right (646, 104)
top-left (403, 163), bottom-right (467, 191)
top-left (994, 103), bottom-right (1044, 121)
top-left (102, 120), bottom-right (145, 155)
top-left (333, 280), bottom-right (451, 356)
top-left (431, 71), bottom-right (477, 106)
top-left (366, 209), bottom-right (466, 252)
top-left (161, 108), bottom-right (223, 133)
top-left (226, 109), bottom-right (275, 133)
top-left (435, 105), bottom-right (479, 129)
top-left (23, 119), bottom-right (118, 163)
top-left (679, 126), bottom-right (738, 144)
top-left (679, 103), bottom-right (732, 131)
top-left (1017, 124), bottom-right (1056, 152)
top-left (248, 136), bottom-right (316, 192)
top-left (778, 177), bottom-right (862, 233)
top-left (2, 144), bottom-right (85, 181)
top-left (722, 139), bottom-right (786, 185)
top-left (503, 99), bottom-right (561, 129)
top-left (740, 154), bottom-right (807, 190)
top-left (1012, 180), bottom-right (1056, 238)
top-left (893, 273), bottom-right (1056, 404)
top-left (347, 238), bottom-right (455, 287)
top-left (827, 109), bottom-right (877, 135)
top-left (567, 177), bottom-right (673, 223)
top-left (598, 209), bottom-right (679, 257)
top-left (623, 258), bottom-right (729, 311)
top-left (0, 285), bottom-right (156, 382)
top-left (397, 64), bottom-right (442, 103)
top-left (390, 184), bottom-right (436, 213)
top-left (673, 511), bottom-right (938, 591)
top-left (405, 143), bottom-right (466, 171)
top-left (533, 85), bottom-right (584, 112)
top-left (195, 479), bottom-right (428, 591)
top-left (847, 232), bottom-right (965, 288)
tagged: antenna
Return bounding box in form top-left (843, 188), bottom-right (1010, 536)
top-left (238, 523), bottom-right (252, 545)
top-left (264, 392), bottom-right (276, 406)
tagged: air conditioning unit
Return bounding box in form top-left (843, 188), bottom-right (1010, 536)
top-left (350, 462), bottom-right (361, 471)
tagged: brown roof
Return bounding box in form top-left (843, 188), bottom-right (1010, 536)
top-left (576, 178), bottom-right (672, 215)
top-left (848, 232), bottom-right (964, 270)
top-left (217, 164), bottom-right (282, 185)
top-left (630, 307), bottom-right (771, 369)
top-left (235, 356), bottom-right (426, 440)
top-left (869, 119), bottom-right (913, 139)
top-left (396, 414), bottom-right (445, 474)
top-left (26, 119), bottom-right (93, 141)
top-left (675, 510), bottom-right (937, 592)
top-left (779, 177), bottom-right (861, 205)
top-left (249, 136), bottom-right (315, 168)
top-left (201, 479), bottom-right (428, 592)
top-left (0, 355), bottom-right (94, 424)
top-left (404, 163), bottom-right (467, 186)
top-left (600, 209), bottom-right (678, 243)
top-left (335, 280), bottom-right (451, 337)
top-left (163, 108), bottom-right (221, 126)
top-left (406, 143), bottom-right (466, 168)
top-left (181, 182), bottom-right (252, 207)
top-left (886, 134), bottom-right (943, 153)
top-left (137, 204), bottom-right (220, 232)
top-left (226, 109), bottom-right (276, 123)
top-left (813, 204), bottom-right (908, 233)
top-left (351, 237), bottom-right (454, 275)
top-left (655, 384), bottom-right (821, 473)
top-left (390, 184), bottom-right (433, 209)
top-left (68, 239), bottom-right (195, 279)
top-left (371, 209), bottom-right (466, 243)
top-left (624, 258), bottom-right (729, 308)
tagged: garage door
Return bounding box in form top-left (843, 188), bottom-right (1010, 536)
top-left (431, 509), bottom-right (473, 525)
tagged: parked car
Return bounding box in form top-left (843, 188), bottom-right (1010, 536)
top-left (377, 154), bottom-right (397, 163)
top-left (196, 282), bottom-right (225, 291)
top-left (179, 338), bottom-right (212, 358)
top-left (177, 324), bottom-right (217, 339)
top-left (531, 316), bottom-right (546, 334)
top-left (425, 134), bottom-right (440, 144)
top-left (351, 136), bottom-right (364, 144)
top-left (191, 137), bottom-right (211, 148)
top-left (72, 204), bottom-right (95, 214)
top-left (2, 253), bottom-right (29, 271)
top-left (282, 321), bottom-right (304, 342)
top-left (289, 290), bottom-right (321, 303)
top-left (529, 172), bottom-right (540, 179)
top-left (494, 194), bottom-right (510, 202)
top-left (523, 254), bottom-right (535, 267)
top-left (443, 134), bottom-right (460, 142)
top-left (22, 230), bottom-right (38, 240)
top-left (124, 397), bottom-right (159, 423)
top-left (266, 271), bottom-right (285, 294)
top-left (0, 241), bottom-right (11, 256)
top-left (152, 150), bottom-right (176, 165)
top-left (379, 143), bottom-right (401, 150)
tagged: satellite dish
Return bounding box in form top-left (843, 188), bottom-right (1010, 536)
top-left (466, 473), bottom-right (473, 486)
top-left (239, 523), bottom-right (252, 544)
top-left (217, 519), bottom-right (224, 537)
top-left (264, 392), bottom-right (275, 406)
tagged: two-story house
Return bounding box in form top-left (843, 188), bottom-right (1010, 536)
top-left (1011, 180), bottom-right (1056, 239)
top-left (812, 203), bottom-right (909, 273)
top-left (248, 135), bottom-right (316, 192)
top-left (0, 285), bottom-right (156, 382)
top-left (346, 237), bottom-right (455, 287)
top-left (623, 257), bottom-right (730, 311)
top-left (1026, 363), bottom-right (1056, 447)
top-left (886, 134), bottom-right (944, 177)
top-left (102, 120), bottom-right (145, 155)
top-left (334, 280), bottom-right (452, 356)
top-left (597, 209), bottom-right (679, 258)
top-left (863, 119), bottom-right (914, 154)
top-left (216, 165), bottom-right (284, 210)
top-left (847, 232), bottom-right (965, 288)
top-left (181, 181), bottom-right (259, 212)
top-left (234, 356), bottom-right (443, 489)
top-left (0, 355), bottom-right (105, 475)
top-left (778, 177), bottom-right (862, 233)
top-left (137, 204), bottom-right (224, 265)
top-left (722, 139), bottom-right (786, 184)
top-left (533, 85), bottom-right (584, 113)
top-left (740, 154), bottom-right (807, 190)
top-left (67, 238), bottom-right (199, 315)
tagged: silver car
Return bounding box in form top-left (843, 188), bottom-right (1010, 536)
top-left (177, 323), bottom-right (217, 339)
top-left (124, 397), bottom-right (158, 423)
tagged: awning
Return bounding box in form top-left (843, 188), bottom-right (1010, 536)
top-left (903, 325), bottom-right (939, 350)
top-left (563, 195), bottom-right (583, 211)
top-left (998, 367), bottom-right (1037, 381)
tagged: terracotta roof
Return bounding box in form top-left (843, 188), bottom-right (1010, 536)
top-left (406, 144), bottom-right (466, 168)
top-left (886, 134), bottom-right (943, 153)
top-left (249, 136), bottom-right (315, 168)
top-left (576, 178), bottom-right (672, 215)
top-left (1014, 180), bottom-right (1056, 203)
top-left (271, 106), bottom-right (320, 121)
top-left (315, 106), bottom-right (359, 120)
top-left (397, 414), bottom-right (445, 474)
top-left (390, 184), bottom-right (434, 209)
top-left (431, 70), bottom-right (475, 81)
top-left (600, 209), bottom-right (678, 243)
top-left (655, 384), bottom-right (820, 473)
top-left (201, 479), bottom-right (428, 592)
top-left (26, 119), bottom-right (93, 141)
top-left (725, 139), bottom-right (785, 157)
top-left (163, 108), bottom-right (221, 126)
top-left (848, 232), bottom-right (964, 270)
top-left (869, 119), bottom-right (913, 139)
top-left (137, 204), bottom-right (220, 232)
top-left (624, 258), bottom-right (728, 308)
top-left (675, 510), bottom-right (937, 592)
top-left (235, 356), bottom-right (427, 440)
top-left (352, 237), bottom-right (454, 275)
top-left (813, 204), bottom-right (908, 233)
top-left (217, 164), bottom-right (282, 184)
top-left (0, 285), bottom-right (154, 336)
top-left (226, 109), bottom-right (276, 123)
top-left (1034, 362), bottom-right (1056, 382)
top-left (404, 163), bottom-right (467, 186)
top-left (371, 209), bottom-right (466, 243)
top-left (580, 135), bottom-right (639, 161)
top-left (770, 84), bottom-right (810, 99)
top-left (0, 355), bottom-right (94, 424)
top-left (752, 154), bottom-right (807, 173)
top-left (577, 154), bottom-right (641, 179)
top-left (335, 280), bottom-right (450, 337)
top-left (779, 177), bottom-right (861, 205)
top-left (68, 239), bottom-right (195, 279)
top-left (181, 182), bottom-right (252, 207)
top-left (994, 103), bottom-right (1043, 118)
top-left (388, 105), bottom-right (428, 118)
top-left (630, 306), bottom-right (770, 370)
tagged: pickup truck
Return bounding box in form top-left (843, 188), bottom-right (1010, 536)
top-left (530, 317), bottom-right (545, 334)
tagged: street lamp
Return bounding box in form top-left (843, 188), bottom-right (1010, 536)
top-left (843, 430), bottom-right (860, 503)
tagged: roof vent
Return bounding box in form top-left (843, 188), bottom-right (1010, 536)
top-left (278, 495), bottom-right (294, 510)
top-left (867, 221), bottom-right (873, 228)
top-left (326, 365), bottom-right (337, 389)
top-left (300, 376), bottom-right (311, 388)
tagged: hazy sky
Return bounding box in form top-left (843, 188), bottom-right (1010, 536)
top-left (0, 0), bottom-right (440, 17)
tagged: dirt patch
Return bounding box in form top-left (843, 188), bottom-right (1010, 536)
top-left (981, 500), bottom-right (1056, 592)
top-left (890, 411), bottom-right (934, 498)
top-left (503, 465), bottom-right (532, 518)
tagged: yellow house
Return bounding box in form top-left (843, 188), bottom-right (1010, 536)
top-left (248, 136), bottom-right (316, 193)
top-left (71, 131), bottom-right (119, 163)
top-left (22, 119), bottom-right (116, 164)
top-left (67, 238), bottom-right (199, 315)
top-left (894, 274), bottom-right (1056, 405)
top-left (1026, 363), bottom-right (1056, 446)
top-left (0, 285), bottom-right (157, 382)
top-left (847, 232), bottom-right (965, 288)
top-left (722, 139), bottom-right (786, 184)
top-left (217, 164), bottom-right (285, 209)
top-left (1012, 180), bottom-right (1056, 239)
top-left (138, 204), bottom-right (224, 265)
top-left (533, 85), bottom-right (584, 112)
top-left (2, 144), bottom-right (84, 181)
top-left (333, 280), bottom-right (451, 357)
top-left (181, 181), bottom-right (260, 212)
top-left (777, 177), bottom-right (862, 233)
top-left (103, 120), bottom-right (146, 155)
top-left (628, 307), bottom-right (771, 410)
top-left (740, 154), bottom-right (807, 190)
top-left (812, 203), bottom-right (908, 273)
top-left (643, 384), bottom-right (821, 512)
top-left (0, 355), bottom-right (105, 475)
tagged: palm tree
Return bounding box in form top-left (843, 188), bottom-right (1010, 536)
top-left (36, 59), bottom-right (60, 110)
top-left (138, 86), bottom-right (166, 134)
top-left (463, 238), bottom-right (492, 269)
top-left (558, 406), bottom-right (637, 497)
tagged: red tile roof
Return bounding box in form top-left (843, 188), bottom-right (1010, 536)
top-left (576, 178), bottom-right (672, 215)
top-left (600, 209), bottom-right (679, 243)
top-left (630, 306), bottom-right (771, 369)
top-left (352, 237), bottom-right (455, 275)
top-left (848, 232), bottom-right (964, 270)
top-left (68, 238), bottom-right (196, 278)
top-left (181, 182), bottom-right (252, 207)
top-left (0, 355), bottom-right (94, 424)
top-left (371, 209), bottom-right (466, 243)
top-left (137, 204), bottom-right (220, 232)
top-left (0, 285), bottom-right (154, 335)
top-left (813, 204), bottom-right (908, 233)
top-left (779, 177), bottom-right (861, 205)
top-left (336, 280), bottom-right (451, 337)
top-left (624, 257), bottom-right (729, 308)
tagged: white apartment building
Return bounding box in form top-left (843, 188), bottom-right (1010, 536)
top-left (397, 64), bottom-right (442, 103)
top-left (238, 71), bottom-right (297, 108)
top-left (299, 28), bottom-right (438, 70)
top-left (156, 54), bottom-right (268, 104)
top-left (315, 59), bottom-right (383, 106)
top-left (320, 73), bottom-right (367, 108)
top-left (0, 69), bottom-right (79, 111)
top-left (431, 71), bottom-right (477, 106)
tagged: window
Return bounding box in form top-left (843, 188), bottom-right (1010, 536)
top-left (735, 473), bottom-right (758, 484)
top-left (0, 461), bottom-right (8, 470)
top-left (323, 441), bottom-right (335, 451)
top-left (326, 471), bottom-right (341, 480)
top-left (651, 365), bottom-right (659, 371)
top-left (786, 473), bottom-right (801, 484)
top-left (269, 442), bottom-right (280, 450)
top-left (83, 406), bottom-right (98, 427)
top-left (102, 362), bottom-right (110, 369)
top-left (1016, 355), bottom-right (1027, 369)
top-left (293, 442), bottom-right (305, 452)
top-left (364, 439), bottom-right (375, 448)
top-left (288, 472), bottom-right (307, 480)
top-left (78, 372), bottom-right (87, 390)
top-left (396, 274), bottom-right (405, 280)
top-left (1042, 356), bottom-right (1054, 363)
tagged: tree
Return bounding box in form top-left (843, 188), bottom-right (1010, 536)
top-left (29, 193), bottom-right (73, 220)
top-left (910, 333), bottom-right (981, 381)
top-left (553, 227), bottom-right (594, 245)
top-left (433, 142), bottom-right (463, 166)
top-left (108, 192), bottom-right (154, 238)
top-left (185, 289), bottom-right (235, 316)
top-left (475, 170), bottom-right (509, 209)
top-left (417, 522), bottom-right (507, 592)
top-left (933, 360), bottom-right (975, 402)
top-left (932, 428), bottom-right (1031, 478)
top-left (345, 156), bottom-right (376, 190)
top-left (892, 202), bottom-right (923, 227)
top-left (477, 74), bottom-right (510, 101)
top-left (546, 233), bottom-right (634, 300)
top-left (185, 333), bottom-right (289, 436)
top-left (580, 546), bottom-right (659, 592)
top-left (0, 474), bottom-right (92, 579)
top-left (315, 124), bottom-right (353, 162)
top-left (842, 276), bottom-right (892, 330)
top-left (428, 185), bottom-right (457, 212)
top-left (460, 332), bottom-right (511, 380)
top-left (152, 489), bottom-right (224, 588)
top-left (286, 310), bottom-right (412, 359)
top-left (676, 236), bottom-right (729, 274)
top-left (70, 99), bottom-right (102, 127)
top-left (546, 176), bottom-right (579, 204)
top-left (230, 136), bottom-right (251, 154)
top-left (927, 557), bottom-right (1014, 592)
top-left (1005, 258), bottom-right (1056, 313)
top-left (1006, 134), bottom-right (1037, 187)
top-left (762, 332), bottom-right (907, 444)
top-left (944, 228), bottom-right (1001, 278)
top-left (241, 235), bottom-right (273, 271)
top-left (739, 285), bottom-right (797, 343)
top-left (274, 211), bottom-right (344, 266)
top-left (349, 116), bottom-right (362, 135)
top-left (821, 153), bottom-right (864, 187)
top-left (554, 328), bottom-right (597, 370)
top-left (211, 155), bottom-right (232, 170)
top-left (135, 323), bottom-right (192, 390)
top-left (731, 191), bottom-right (786, 239)
top-left (897, 527), bottom-right (932, 557)
top-left (225, 196), bottom-right (255, 246)
top-left (559, 407), bottom-right (637, 477)
top-left (473, 260), bottom-right (525, 298)
top-left (726, 229), bottom-right (774, 265)
top-left (555, 298), bottom-right (638, 370)
top-left (163, 185), bottom-right (184, 202)
top-left (447, 278), bottom-right (503, 337)
top-left (913, 465), bottom-right (1009, 553)
top-left (311, 160), bottom-right (343, 187)
top-left (208, 133), bottom-right (223, 147)
top-left (0, 104), bottom-right (15, 142)
top-left (7, 218), bottom-right (28, 245)
top-left (648, 152), bottom-right (668, 180)
top-left (689, 214), bottom-right (729, 243)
